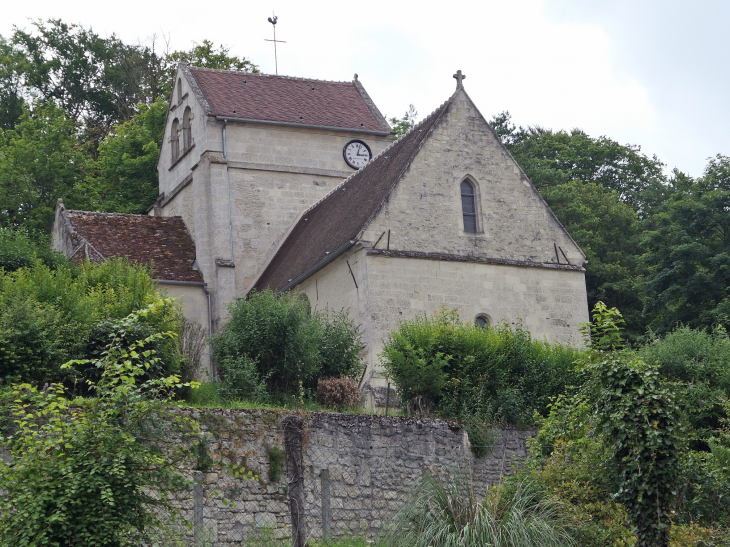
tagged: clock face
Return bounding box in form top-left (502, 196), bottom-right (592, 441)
top-left (343, 140), bottom-right (372, 169)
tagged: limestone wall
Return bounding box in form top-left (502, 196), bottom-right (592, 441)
top-left (180, 409), bottom-right (533, 544)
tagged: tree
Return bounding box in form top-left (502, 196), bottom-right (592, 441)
top-left (88, 98), bottom-right (168, 214)
top-left (0, 300), bottom-right (203, 546)
top-left (641, 155), bottom-right (730, 333)
top-left (389, 104), bottom-right (418, 140)
top-left (0, 100), bottom-right (84, 232)
top-left (542, 181), bottom-right (646, 340)
top-left (491, 112), bottom-right (668, 214)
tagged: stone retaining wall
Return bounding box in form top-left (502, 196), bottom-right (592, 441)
top-left (180, 409), bottom-right (534, 544)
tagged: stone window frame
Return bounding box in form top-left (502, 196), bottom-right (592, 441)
top-left (459, 175), bottom-right (483, 234)
top-left (182, 106), bottom-right (193, 151)
top-left (475, 313), bottom-right (491, 328)
top-left (170, 118), bottom-right (180, 162)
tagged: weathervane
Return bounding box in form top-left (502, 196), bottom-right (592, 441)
top-left (265, 13), bottom-right (286, 75)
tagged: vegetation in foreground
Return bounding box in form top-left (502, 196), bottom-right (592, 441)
top-left (0, 300), bottom-right (211, 546)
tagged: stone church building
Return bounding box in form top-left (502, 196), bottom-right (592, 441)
top-left (53, 63), bottom-right (589, 386)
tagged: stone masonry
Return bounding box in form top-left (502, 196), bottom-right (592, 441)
top-left (176, 409), bottom-right (534, 544)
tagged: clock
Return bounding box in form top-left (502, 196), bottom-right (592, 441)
top-left (343, 140), bottom-right (372, 169)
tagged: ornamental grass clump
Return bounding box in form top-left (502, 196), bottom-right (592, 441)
top-left (379, 468), bottom-right (574, 547)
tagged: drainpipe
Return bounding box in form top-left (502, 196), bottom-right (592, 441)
top-left (222, 119), bottom-right (235, 263)
top-left (202, 283), bottom-right (215, 378)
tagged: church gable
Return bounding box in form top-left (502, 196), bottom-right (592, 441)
top-left (362, 89), bottom-right (585, 266)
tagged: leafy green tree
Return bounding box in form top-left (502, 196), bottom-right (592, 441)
top-left (0, 101), bottom-right (85, 232)
top-left (492, 112), bottom-right (668, 212)
top-left (0, 300), bottom-right (202, 546)
top-left (87, 98), bottom-right (168, 214)
top-left (212, 290), bottom-right (364, 401)
top-left (642, 155), bottom-right (730, 333)
top-left (389, 104), bottom-right (418, 140)
top-left (543, 181), bottom-right (646, 340)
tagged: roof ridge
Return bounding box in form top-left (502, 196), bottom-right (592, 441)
top-left (299, 95), bottom-right (455, 218)
top-left (188, 66), bottom-right (353, 85)
top-left (67, 210), bottom-right (184, 220)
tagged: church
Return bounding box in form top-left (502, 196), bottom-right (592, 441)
top-left (53, 62), bottom-right (589, 387)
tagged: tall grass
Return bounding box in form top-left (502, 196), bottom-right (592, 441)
top-left (379, 468), bottom-right (574, 547)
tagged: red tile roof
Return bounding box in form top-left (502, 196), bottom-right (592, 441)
top-left (189, 68), bottom-right (390, 133)
top-left (66, 211), bottom-right (202, 283)
top-left (253, 97), bottom-right (454, 292)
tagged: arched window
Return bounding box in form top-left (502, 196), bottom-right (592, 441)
top-left (475, 314), bottom-right (490, 328)
top-left (177, 78), bottom-right (183, 104)
top-left (170, 118), bottom-right (180, 162)
top-left (182, 107), bottom-right (192, 150)
top-left (461, 180), bottom-right (477, 233)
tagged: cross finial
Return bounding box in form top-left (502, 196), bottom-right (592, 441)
top-left (453, 70), bottom-right (466, 89)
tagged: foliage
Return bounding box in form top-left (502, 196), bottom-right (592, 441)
top-left (389, 104), bottom-right (418, 139)
top-left (379, 468), bottom-right (574, 547)
top-left (0, 257), bottom-right (179, 385)
top-left (316, 376), bottom-right (361, 410)
top-left (380, 308), bottom-right (582, 425)
top-left (0, 300), bottom-right (202, 546)
top-left (266, 445), bottom-right (286, 483)
top-left (86, 98), bottom-right (168, 214)
top-left (588, 355), bottom-right (683, 547)
top-left (212, 290), bottom-right (364, 402)
top-left (0, 100), bottom-right (85, 232)
top-left (641, 155), bottom-right (730, 333)
top-left (0, 228), bottom-right (69, 271)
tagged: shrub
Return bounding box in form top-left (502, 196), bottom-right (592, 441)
top-left (0, 257), bottom-right (180, 385)
top-left (0, 228), bottom-right (69, 272)
top-left (0, 300), bottom-right (203, 546)
top-left (380, 308), bottom-right (582, 425)
top-left (316, 376), bottom-right (361, 410)
top-left (379, 469), bottom-right (574, 547)
top-left (212, 289), bottom-right (364, 401)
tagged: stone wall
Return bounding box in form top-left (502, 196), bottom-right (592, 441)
top-left (180, 409), bottom-right (534, 544)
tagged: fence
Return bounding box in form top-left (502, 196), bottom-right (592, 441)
top-left (165, 410), bottom-right (533, 546)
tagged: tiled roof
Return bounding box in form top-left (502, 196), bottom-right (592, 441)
top-left (253, 97), bottom-right (454, 292)
top-left (189, 68), bottom-right (390, 133)
top-left (66, 211), bottom-right (202, 283)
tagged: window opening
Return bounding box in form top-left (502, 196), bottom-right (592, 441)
top-left (177, 78), bottom-right (183, 104)
top-left (182, 107), bottom-right (192, 150)
top-left (475, 315), bottom-right (490, 328)
top-left (461, 180), bottom-right (477, 233)
top-left (170, 119), bottom-right (180, 161)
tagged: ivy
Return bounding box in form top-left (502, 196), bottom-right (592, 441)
top-left (583, 303), bottom-right (684, 547)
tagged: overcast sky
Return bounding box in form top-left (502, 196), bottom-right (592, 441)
top-left (3, 0), bottom-right (728, 177)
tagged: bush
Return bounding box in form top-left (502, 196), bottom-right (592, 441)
top-left (0, 228), bottom-right (69, 272)
top-left (212, 289), bottom-right (364, 401)
top-left (0, 300), bottom-right (203, 546)
top-left (316, 377), bottom-right (361, 410)
top-left (379, 469), bottom-right (574, 547)
top-left (0, 257), bottom-right (180, 385)
top-left (380, 308), bottom-right (582, 425)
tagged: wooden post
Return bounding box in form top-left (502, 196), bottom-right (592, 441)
top-left (321, 468), bottom-right (331, 539)
top-left (193, 471), bottom-right (204, 546)
top-left (282, 415), bottom-right (307, 547)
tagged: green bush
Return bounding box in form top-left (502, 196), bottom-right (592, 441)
top-left (380, 308), bottom-right (582, 425)
top-left (0, 257), bottom-right (180, 385)
top-left (0, 228), bottom-right (69, 271)
top-left (212, 290), bottom-right (364, 401)
top-left (0, 300), bottom-right (203, 546)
